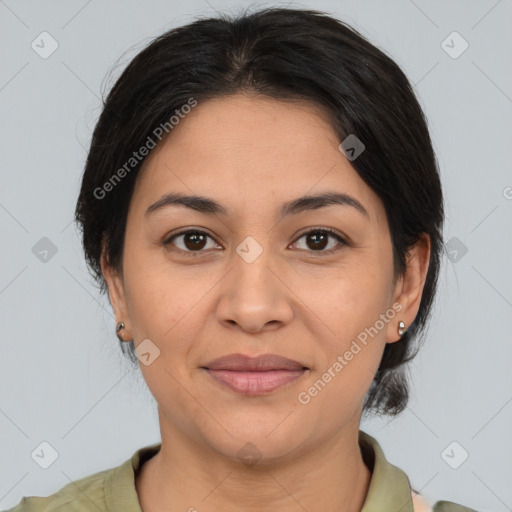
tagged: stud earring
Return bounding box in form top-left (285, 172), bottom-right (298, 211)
top-left (397, 320), bottom-right (407, 337)
top-left (116, 321), bottom-right (126, 342)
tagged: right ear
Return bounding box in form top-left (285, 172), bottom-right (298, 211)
top-left (100, 240), bottom-right (131, 337)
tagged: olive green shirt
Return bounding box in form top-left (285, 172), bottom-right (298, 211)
top-left (6, 430), bottom-right (478, 511)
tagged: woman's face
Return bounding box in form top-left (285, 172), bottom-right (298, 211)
top-left (103, 93), bottom-right (429, 463)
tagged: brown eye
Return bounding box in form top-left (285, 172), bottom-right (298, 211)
top-left (164, 230), bottom-right (220, 253)
top-left (292, 229), bottom-right (347, 254)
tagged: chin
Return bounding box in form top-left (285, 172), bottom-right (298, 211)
top-left (202, 423), bottom-right (307, 467)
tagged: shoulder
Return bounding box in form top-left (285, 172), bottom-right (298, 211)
top-left (5, 442), bottom-right (159, 512)
top-left (433, 500), bottom-right (481, 512)
top-left (4, 467), bottom-right (113, 512)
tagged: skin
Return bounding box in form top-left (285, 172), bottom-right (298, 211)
top-left (101, 92), bottom-right (430, 512)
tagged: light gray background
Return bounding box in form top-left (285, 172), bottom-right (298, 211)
top-left (1, 0), bottom-right (511, 510)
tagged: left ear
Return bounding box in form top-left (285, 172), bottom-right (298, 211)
top-left (386, 233), bottom-right (431, 344)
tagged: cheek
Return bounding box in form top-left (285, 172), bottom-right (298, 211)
top-left (303, 260), bottom-right (390, 388)
top-left (122, 248), bottom-right (194, 341)
top-left (315, 260), bottom-right (391, 334)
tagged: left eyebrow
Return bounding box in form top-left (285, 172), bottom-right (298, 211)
top-left (145, 191), bottom-right (370, 220)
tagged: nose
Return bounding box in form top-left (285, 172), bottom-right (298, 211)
top-left (215, 243), bottom-right (294, 334)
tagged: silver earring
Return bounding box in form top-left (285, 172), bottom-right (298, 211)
top-left (397, 320), bottom-right (406, 337)
top-left (116, 321), bottom-right (137, 362)
top-left (116, 321), bottom-right (126, 342)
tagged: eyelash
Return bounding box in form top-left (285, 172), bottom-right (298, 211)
top-left (162, 227), bottom-right (349, 257)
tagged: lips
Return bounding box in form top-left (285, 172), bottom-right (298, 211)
top-left (202, 353), bottom-right (308, 372)
top-left (201, 353), bottom-right (309, 395)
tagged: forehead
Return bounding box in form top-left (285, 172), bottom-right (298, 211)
top-left (129, 93), bottom-right (385, 226)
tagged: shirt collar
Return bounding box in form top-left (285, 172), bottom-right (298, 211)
top-left (104, 441), bottom-right (160, 511)
top-left (105, 430), bottom-right (413, 511)
top-left (359, 430), bottom-right (414, 511)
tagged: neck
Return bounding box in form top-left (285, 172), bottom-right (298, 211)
top-left (136, 421), bottom-right (372, 512)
